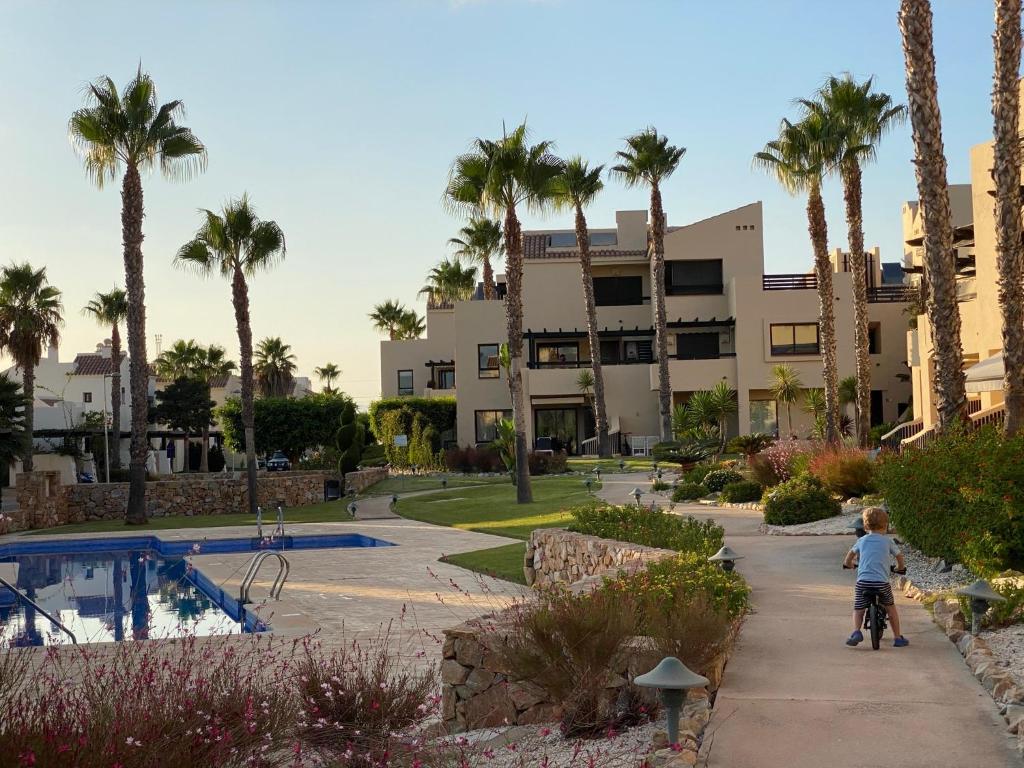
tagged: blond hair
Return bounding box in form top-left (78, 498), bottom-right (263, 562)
top-left (862, 506), bottom-right (889, 533)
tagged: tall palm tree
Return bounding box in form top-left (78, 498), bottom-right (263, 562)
top-left (755, 115), bottom-right (841, 443)
top-left (70, 68), bottom-right (206, 524)
top-left (418, 259), bottom-right (478, 305)
top-left (254, 337), bottom-right (297, 398)
top-left (770, 363), bottom-right (803, 437)
top-left (396, 310), bottom-right (425, 340)
top-left (449, 218), bottom-right (503, 300)
top-left (446, 122), bottom-right (563, 503)
top-left (0, 374), bottom-right (29, 506)
top-left (153, 339), bottom-right (201, 380)
top-left (0, 264), bottom-right (63, 472)
top-left (802, 75), bottom-right (906, 447)
top-left (192, 344), bottom-right (235, 472)
top-left (898, 0), bottom-right (967, 431)
top-left (315, 363), bottom-right (342, 393)
top-left (174, 195), bottom-right (285, 516)
top-left (610, 128), bottom-right (686, 442)
top-left (369, 300), bottom-right (409, 340)
top-left (553, 157), bottom-right (611, 457)
top-left (992, 0), bottom-right (1024, 436)
top-left (82, 288), bottom-right (128, 470)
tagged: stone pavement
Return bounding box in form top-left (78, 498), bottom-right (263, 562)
top-left (596, 473), bottom-right (1020, 767)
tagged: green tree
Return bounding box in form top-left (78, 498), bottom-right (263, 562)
top-left (154, 339), bottom-right (201, 380)
top-left (315, 363), bottom-right (341, 394)
top-left (174, 195), bottom-right (286, 516)
top-left (418, 259), bottom-right (478, 306)
top-left (449, 218), bottom-right (503, 300)
top-left (369, 300), bottom-right (408, 340)
top-left (192, 344), bottom-right (235, 472)
top-left (396, 310), bottom-right (425, 340)
top-left (154, 378), bottom-right (215, 472)
top-left (611, 128), bottom-right (686, 442)
top-left (336, 401), bottom-right (365, 475)
top-left (0, 263), bottom-right (63, 472)
top-left (0, 374), bottom-right (30, 505)
top-left (71, 68), bottom-right (206, 524)
top-left (82, 287), bottom-right (128, 470)
top-left (770, 364), bottom-right (803, 437)
top-left (254, 337), bottom-right (297, 398)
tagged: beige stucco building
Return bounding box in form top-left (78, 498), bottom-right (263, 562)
top-left (381, 202), bottom-right (914, 454)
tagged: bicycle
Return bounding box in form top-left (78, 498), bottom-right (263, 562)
top-left (843, 563), bottom-right (906, 650)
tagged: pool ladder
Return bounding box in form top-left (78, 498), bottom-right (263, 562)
top-left (0, 575), bottom-right (78, 644)
top-left (238, 551), bottom-right (290, 605)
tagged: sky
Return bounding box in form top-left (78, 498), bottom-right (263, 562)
top-left (0, 0), bottom-right (1003, 408)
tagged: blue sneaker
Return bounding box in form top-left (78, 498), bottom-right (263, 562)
top-left (846, 630), bottom-right (864, 646)
top-left (893, 636), bottom-right (910, 648)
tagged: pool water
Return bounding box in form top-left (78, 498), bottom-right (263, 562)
top-left (0, 533), bottom-right (393, 646)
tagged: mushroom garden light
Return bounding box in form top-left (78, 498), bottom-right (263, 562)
top-left (634, 656), bottom-right (709, 745)
top-left (709, 546), bottom-right (744, 572)
top-left (630, 487), bottom-right (643, 506)
top-left (956, 579), bottom-right (1006, 636)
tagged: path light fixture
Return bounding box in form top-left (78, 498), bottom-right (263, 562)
top-left (635, 656), bottom-right (709, 745)
top-left (657, 469), bottom-right (663, 481)
top-left (441, 477), bottom-right (448, 489)
top-left (412, 464), bottom-right (419, 475)
top-left (619, 459), bottom-right (625, 471)
top-left (709, 546), bottom-right (744, 572)
top-left (584, 477), bottom-right (593, 494)
top-left (653, 461), bottom-right (659, 472)
top-left (848, 517), bottom-right (866, 538)
top-left (956, 579), bottom-right (1006, 636)
top-left (347, 502), bottom-right (358, 518)
top-left (593, 467), bottom-right (602, 481)
top-left (391, 493), bottom-right (398, 508)
top-left (631, 487), bottom-right (643, 506)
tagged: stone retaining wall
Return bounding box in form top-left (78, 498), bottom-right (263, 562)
top-left (344, 467), bottom-right (388, 494)
top-left (523, 527), bottom-right (677, 588)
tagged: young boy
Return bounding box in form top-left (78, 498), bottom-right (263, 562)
top-left (842, 506), bottom-right (909, 648)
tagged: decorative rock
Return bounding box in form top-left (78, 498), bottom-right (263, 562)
top-left (454, 637), bottom-right (484, 668)
top-left (464, 667), bottom-right (495, 695)
top-left (516, 702), bottom-right (560, 725)
top-left (440, 659), bottom-right (471, 686)
top-left (460, 683), bottom-right (517, 730)
top-left (507, 681), bottom-right (547, 711)
top-left (1004, 704), bottom-right (1024, 734)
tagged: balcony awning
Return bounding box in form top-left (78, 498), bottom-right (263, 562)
top-left (964, 352), bottom-right (1004, 393)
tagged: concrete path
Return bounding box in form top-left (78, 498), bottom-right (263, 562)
top-left (597, 474), bottom-right (1019, 767)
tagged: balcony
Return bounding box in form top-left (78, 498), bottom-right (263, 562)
top-left (422, 386), bottom-right (455, 399)
top-left (867, 285), bottom-right (917, 303)
top-left (763, 274), bottom-right (816, 290)
top-left (655, 356), bottom-right (738, 392)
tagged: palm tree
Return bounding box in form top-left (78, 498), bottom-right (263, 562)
top-left (254, 337), bottom-right (297, 398)
top-left (770, 364), bottom-right (803, 437)
top-left (174, 196), bottom-right (285, 517)
top-left (396, 310), bottom-right (425, 340)
top-left (369, 300), bottom-right (409, 340)
top-left (611, 128), bottom-right (686, 442)
top-left (992, 0), bottom-right (1024, 436)
top-left (446, 122), bottom-right (563, 503)
top-left (70, 68), bottom-right (206, 524)
top-left (898, 0), bottom-right (967, 431)
top-left (755, 115), bottom-right (841, 443)
top-left (0, 374), bottom-right (29, 506)
top-left (449, 218), bottom-right (503, 300)
top-left (418, 259), bottom-right (478, 306)
top-left (803, 75), bottom-right (906, 447)
top-left (192, 344), bottom-right (235, 472)
top-left (154, 339), bottom-right (201, 380)
top-left (315, 363), bottom-right (342, 393)
top-left (0, 263), bottom-right (63, 472)
top-left (82, 288), bottom-right (128, 470)
top-left (553, 157), bottom-right (611, 457)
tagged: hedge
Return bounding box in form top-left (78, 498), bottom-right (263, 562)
top-left (762, 475), bottom-right (839, 526)
top-left (720, 480), bottom-right (762, 503)
top-left (569, 504), bottom-right (724, 558)
top-left (367, 397), bottom-right (456, 443)
top-left (218, 393), bottom-right (355, 461)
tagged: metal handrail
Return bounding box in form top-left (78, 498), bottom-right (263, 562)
top-left (238, 551), bottom-right (290, 604)
top-left (0, 575), bottom-right (77, 644)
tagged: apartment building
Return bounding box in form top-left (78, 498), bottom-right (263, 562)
top-left (380, 202), bottom-right (914, 454)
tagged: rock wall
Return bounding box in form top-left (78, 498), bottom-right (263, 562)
top-left (523, 528), bottom-right (677, 588)
top-left (343, 467), bottom-right (387, 494)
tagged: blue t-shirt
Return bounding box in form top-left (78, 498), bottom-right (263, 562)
top-left (850, 533), bottom-right (900, 583)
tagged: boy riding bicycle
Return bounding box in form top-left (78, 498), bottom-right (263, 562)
top-left (842, 506), bottom-right (909, 648)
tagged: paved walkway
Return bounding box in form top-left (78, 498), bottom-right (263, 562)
top-left (597, 474), bottom-right (1019, 767)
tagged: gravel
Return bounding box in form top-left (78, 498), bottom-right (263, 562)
top-left (982, 624), bottom-right (1024, 687)
top-left (761, 505), bottom-right (864, 536)
top-left (898, 545), bottom-right (975, 593)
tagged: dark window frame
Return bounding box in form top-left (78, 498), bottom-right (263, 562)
top-left (769, 323), bottom-right (820, 356)
top-left (667, 259), bottom-right (724, 296)
top-left (397, 370), bottom-right (414, 396)
top-left (675, 332), bottom-right (721, 360)
top-left (535, 341), bottom-right (581, 366)
top-left (83, 392), bottom-right (93, 403)
top-left (436, 367), bottom-right (455, 389)
top-left (478, 344), bottom-right (500, 379)
top-left (594, 275), bottom-right (644, 306)
top-left (474, 409), bottom-right (512, 443)
top-left (868, 322), bottom-right (881, 355)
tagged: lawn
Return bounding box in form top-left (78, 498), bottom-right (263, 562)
top-left (357, 473), bottom-right (508, 498)
top-left (442, 543), bottom-right (528, 585)
top-left (566, 457), bottom-right (657, 473)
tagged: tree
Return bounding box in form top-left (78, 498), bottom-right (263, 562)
top-left (673, 382), bottom-right (737, 455)
top-left (611, 128), bottom-right (686, 442)
top-left (449, 218), bottom-right (503, 300)
top-left (82, 288), bottom-right (128, 470)
top-left (418, 259), bottom-right (478, 305)
top-left (254, 337), bottom-right (297, 398)
top-left (992, 0), bottom-right (1024, 436)
top-left (336, 401), bottom-right (365, 475)
top-left (396, 310), bottom-right (425, 340)
top-left (770, 364), bottom-right (803, 437)
top-left (898, 0), bottom-right (968, 431)
top-left (446, 122), bottom-right (563, 503)
top-left (70, 68), bottom-right (206, 524)
top-left (174, 195), bottom-right (285, 516)
top-left (154, 378), bottom-right (215, 472)
top-left (315, 363), bottom-right (342, 393)
top-left (369, 300), bottom-right (408, 340)
top-left (803, 75), bottom-right (906, 447)
top-left (0, 374), bottom-right (30, 505)
top-left (0, 263), bottom-right (63, 472)
top-left (755, 115), bottom-right (840, 443)
top-left (192, 344), bottom-right (235, 472)
top-left (154, 339), bottom-right (201, 380)
top-left (554, 157), bottom-right (612, 457)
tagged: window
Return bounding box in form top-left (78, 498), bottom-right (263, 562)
top-left (83, 392), bottom-right (93, 403)
top-left (397, 370), bottom-right (413, 396)
top-left (676, 333), bottom-right (720, 360)
top-left (624, 339), bottom-right (654, 363)
top-left (547, 232), bottom-right (617, 248)
top-left (536, 342), bottom-right (579, 367)
top-left (599, 339), bottom-right (621, 364)
top-left (475, 409), bottom-right (512, 443)
top-left (478, 344), bottom-right (500, 378)
top-left (436, 368), bottom-right (455, 389)
top-left (667, 260), bottom-right (723, 295)
top-left (769, 323), bottom-right (820, 356)
top-left (868, 322), bottom-right (881, 355)
top-left (589, 232), bottom-right (617, 246)
top-left (594, 276), bottom-right (643, 306)
top-left (750, 400), bottom-right (778, 435)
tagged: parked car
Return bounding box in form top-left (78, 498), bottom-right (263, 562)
top-left (266, 451), bottom-right (291, 472)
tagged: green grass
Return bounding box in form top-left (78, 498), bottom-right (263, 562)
top-left (442, 543), bottom-right (527, 585)
top-left (357, 473), bottom-right (508, 498)
top-left (566, 457), bottom-right (657, 473)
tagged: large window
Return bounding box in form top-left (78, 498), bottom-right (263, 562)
top-left (478, 344), bottom-right (500, 378)
top-left (436, 367), bottom-right (455, 389)
top-left (475, 409), bottom-right (512, 443)
top-left (770, 323), bottom-right (820, 356)
top-left (548, 232), bottom-right (617, 248)
top-left (868, 322), bottom-right (881, 355)
top-left (594, 276), bottom-right (643, 306)
top-left (536, 342), bottom-right (580, 367)
top-left (397, 370), bottom-right (413, 396)
top-left (667, 259), bottom-right (723, 295)
top-left (675, 332), bottom-right (720, 360)
top-left (750, 400), bottom-right (778, 435)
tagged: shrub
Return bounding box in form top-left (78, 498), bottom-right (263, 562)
top-left (720, 480), bottom-right (762, 503)
top-left (528, 451), bottom-right (568, 475)
top-left (869, 421), bottom-right (897, 448)
top-left (749, 439), bottom-right (811, 487)
top-left (762, 475), bottom-right (840, 526)
top-left (808, 446), bottom-right (875, 497)
top-left (443, 444), bottom-right (501, 473)
top-left (367, 397), bottom-right (456, 443)
top-left (727, 433), bottom-right (774, 459)
top-left (651, 480), bottom-right (670, 491)
top-left (569, 504), bottom-right (724, 557)
top-left (702, 469), bottom-right (743, 493)
top-left (684, 461), bottom-right (723, 484)
top-left (359, 443), bottom-right (387, 467)
top-left (652, 439), bottom-right (714, 466)
top-left (672, 482), bottom-right (708, 502)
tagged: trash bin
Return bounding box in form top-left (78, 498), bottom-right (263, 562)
top-left (324, 479), bottom-right (342, 502)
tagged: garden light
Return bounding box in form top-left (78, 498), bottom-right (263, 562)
top-left (848, 517), bottom-right (866, 538)
top-left (593, 467), bottom-right (602, 481)
top-left (657, 468), bottom-right (663, 480)
top-left (956, 579), bottom-right (1006, 636)
top-left (619, 459), bottom-right (625, 471)
top-left (584, 477), bottom-right (593, 493)
top-left (709, 546), bottom-right (744, 572)
top-left (635, 656), bottom-right (709, 745)
top-left (653, 461), bottom-right (659, 472)
top-left (391, 493), bottom-right (398, 507)
top-left (631, 487), bottom-right (643, 506)
top-left (347, 502), bottom-right (358, 518)
top-left (441, 477), bottom-right (448, 489)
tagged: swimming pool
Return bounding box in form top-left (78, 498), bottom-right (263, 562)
top-left (0, 532), bottom-right (394, 646)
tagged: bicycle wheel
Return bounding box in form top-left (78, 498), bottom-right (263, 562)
top-left (868, 602), bottom-right (882, 650)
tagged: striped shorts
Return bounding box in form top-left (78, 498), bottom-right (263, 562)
top-left (854, 580), bottom-right (894, 610)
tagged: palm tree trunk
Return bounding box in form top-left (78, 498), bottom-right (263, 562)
top-left (121, 163), bottom-right (149, 525)
top-left (650, 184), bottom-right (672, 442)
top-left (841, 161), bottom-right (872, 447)
top-left (575, 205), bottom-right (611, 457)
top-left (22, 362), bottom-right (34, 472)
top-left (200, 422), bottom-right (210, 473)
top-left (899, 0), bottom-right (968, 431)
top-left (110, 324), bottom-right (122, 470)
top-left (482, 256), bottom-right (495, 300)
top-left (503, 204), bottom-right (533, 503)
top-left (232, 265), bottom-right (260, 515)
top-left (993, 0), bottom-right (1024, 436)
top-left (807, 183), bottom-right (840, 444)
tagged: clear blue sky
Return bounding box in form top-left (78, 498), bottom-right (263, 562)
top-left (0, 0), bottom-right (1001, 406)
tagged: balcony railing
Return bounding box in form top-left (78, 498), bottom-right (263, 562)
top-left (527, 358), bottom-right (652, 369)
top-left (867, 285), bottom-right (917, 303)
top-left (763, 274), bottom-right (816, 290)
